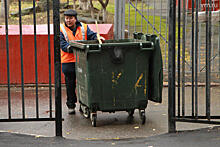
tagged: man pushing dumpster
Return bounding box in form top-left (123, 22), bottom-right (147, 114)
top-left (60, 9), bottom-right (105, 114)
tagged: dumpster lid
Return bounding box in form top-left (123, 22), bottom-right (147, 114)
top-left (69, 39), bottom-right (154, 51)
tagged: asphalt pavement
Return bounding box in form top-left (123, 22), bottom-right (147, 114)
top-left (0, 87), bottom-right (220, 146)
top-left (0, 126), bottom-right (220, 147)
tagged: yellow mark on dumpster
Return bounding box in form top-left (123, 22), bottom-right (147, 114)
top-left (144, 70), bottom-right (147, 95)
top-left (112, 72), bottom-right (117, 86)
top-left (135, 73), bottom-right (143, 89)
top-left (112, 79), bottom-right (117, 84)
top-left (144, 79), bottom-right (147, 95)
top-left (135, 73), bottom-right (146, 95)
top-left (117, 72), bottom-right (122, 79)
top-left (112, 72), bottom-right (122, 87)
top-left (112, 72), bottom-right (114, 79)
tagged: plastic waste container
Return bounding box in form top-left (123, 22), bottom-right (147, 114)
top-left (70, 33), bottom-right (162, 127)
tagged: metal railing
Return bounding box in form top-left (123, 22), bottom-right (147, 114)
top-left (168, 0), bottom-right (220, 132)
top-left (115, 0), bottom-right (220, 82)
top-left (0, 0), bottom-right (62, 136)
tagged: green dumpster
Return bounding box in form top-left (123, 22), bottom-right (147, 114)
top-left (70, 34), bottom-right (162, 127)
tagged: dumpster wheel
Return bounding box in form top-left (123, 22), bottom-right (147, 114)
top-left (139, 110), bottom-right (146, 125)
top-left (128, 109), bottom-right (135, 116)
top-left (80, 104), bottom-right (90, 119)
top-left (91, 113), bottom-right (97, 127)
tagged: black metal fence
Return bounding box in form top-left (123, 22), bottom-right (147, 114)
top-left (0, 0), bottom-right (62, 136)
top-left (1, 0), bottom-right (219, 136)
top-left (122, 0), bottom-right (220, 84)
top-left (168, 0), bottom-right (220, 132)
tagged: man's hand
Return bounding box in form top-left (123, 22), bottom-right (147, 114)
top-left (97, 36), bottom-right (105, 44)
top-left (100, 36), bottom-right (105, 42)
top-left (66, 45), bottom-right (73, 53)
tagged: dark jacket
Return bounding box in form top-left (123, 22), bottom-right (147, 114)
top-left (60, 21), bottom-right (97, 52)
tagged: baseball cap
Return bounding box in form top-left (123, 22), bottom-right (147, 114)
top-left (64, 9), bottom-right (77, 17)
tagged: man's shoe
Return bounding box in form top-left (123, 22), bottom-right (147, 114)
top-left (68, 108), bottom-right (75, 115)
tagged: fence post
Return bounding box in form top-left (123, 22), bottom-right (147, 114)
top-left (53, 0), bottom-right (62, 137)
top-left (168, 0), bottom-right (176, 133)
top-left (114, 0), bottom-right (125, 39)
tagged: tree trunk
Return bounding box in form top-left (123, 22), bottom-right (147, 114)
top-left (73, 0), bottom-right (76, 10)
top-left (97, 0), bottom-right (109, 22)
top-left (36, 0), bottom-right (53, 11)
top-left (0, 0), bottom-right (11, 20)
top-left (79, 0), bottom-right (90, 11)
top-left (102, 8), bottom-right (107, 22)
top-left (89, 0), bottom-right (95, 19)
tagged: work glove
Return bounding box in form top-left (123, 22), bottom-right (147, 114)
top-left (66, 45), bottom-right (74, 53)
top-left (100, 36), bottom-right (105, 41)
top-left (97, 36), bottom-right (105, 44)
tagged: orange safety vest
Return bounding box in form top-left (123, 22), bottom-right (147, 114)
top-left (60, 23), bottom-right (87, 63)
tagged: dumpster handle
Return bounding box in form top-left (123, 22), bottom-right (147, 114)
top-left (140, 42), bottom-right (154, 51)
top-left (88, 44), bottom-right (102, 53)
top-left (86, 45), bottom-right (89, 50)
